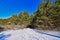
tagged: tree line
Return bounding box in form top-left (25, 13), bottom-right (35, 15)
top-left (0, 12), bottom-right (31, 25)
top-left (0, 0), bottom-right (60, 30)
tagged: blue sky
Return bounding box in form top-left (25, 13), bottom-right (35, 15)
top-left (0, 0), bottom-right (55, 19)
top-left (0, 0), bottom-right (40, 19)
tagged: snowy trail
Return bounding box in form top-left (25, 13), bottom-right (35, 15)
top-left (34, 29), bottom-right (60, 38)
top-left (0, 28), bottom-right (60, 40)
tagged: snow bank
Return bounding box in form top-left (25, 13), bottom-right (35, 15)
top-left (0, 28), bottom-right (60, 40)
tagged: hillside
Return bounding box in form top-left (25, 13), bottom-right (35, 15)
top-left (0, 0), bottom-right (60, 31)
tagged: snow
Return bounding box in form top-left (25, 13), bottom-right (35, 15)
top-left (0, 28), bottom-right (60, 40)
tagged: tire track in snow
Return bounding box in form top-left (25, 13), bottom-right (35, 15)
top-left (34, 29), bottom-right (60, 38)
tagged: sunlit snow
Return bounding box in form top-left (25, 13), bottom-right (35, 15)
top-left (0, 28), bottom-right (60, 40)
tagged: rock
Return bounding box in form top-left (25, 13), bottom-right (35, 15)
top-left (0, 26), bottom-right (4, 32)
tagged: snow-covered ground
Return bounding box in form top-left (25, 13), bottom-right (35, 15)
top-left (0, 28), bottom-right (60, 40)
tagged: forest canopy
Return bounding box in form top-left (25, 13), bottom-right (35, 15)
top-left (0, 0), bottom-right (60, 31)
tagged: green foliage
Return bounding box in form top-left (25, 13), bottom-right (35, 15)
top-left (18, 12), bottom-right (31, 24)
top-left (0, 0), bottom-right (60, 30)
top-left (31, 0), bottom-right (60, 30)
top-left (0, 11), bottom-right (31, 25)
